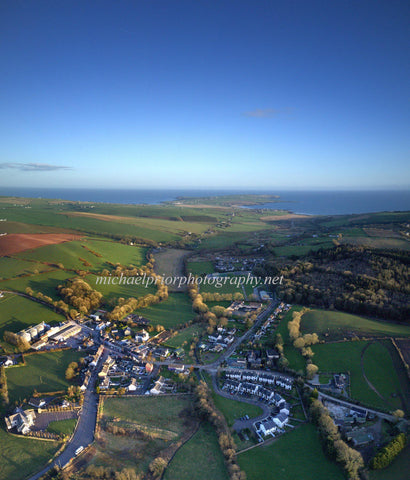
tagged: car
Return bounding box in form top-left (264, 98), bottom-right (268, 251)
top-left (75, 446), bottom-right (84, 456)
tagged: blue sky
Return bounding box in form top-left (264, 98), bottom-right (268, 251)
top-left (0, 0), bottom-right (409, 189)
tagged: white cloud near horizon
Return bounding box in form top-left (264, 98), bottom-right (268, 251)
top-left (0, 162), bottom-right (72, 171)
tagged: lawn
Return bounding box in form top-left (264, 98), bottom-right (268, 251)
top-left (210, 392), bottom-right (263, 427)
top-left (135, 292), bottom-right (194, 329)
top-left (238, 423), bottom-right (344, 480)
top-left (164, 422), bottom-right (229, 480)
top-left (0, 427), bottom-right (59, 480)
top-left (0, 294), bottom-right (65, 353)
top-left (6, 349), bottom-right (84, 403)
top-left (301, 309), bottom-right (410, 338)
top-left (311, 340), bottom-right (404, 411)
top-left (46, 418), bottom-right (77, 436)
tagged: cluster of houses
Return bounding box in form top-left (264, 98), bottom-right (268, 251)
top-left (226, 301), bottom-right (263, 318)
top-left (224, 370), bottom-right (292, 390)
top-left (253, 302), bottom-right (291, 342)
top-left (214, 255), bottom-right (265, 273)
top-left (200, 326), bottom-right (237, 353)
top-left (255, 408), bottom-right (290, 438)
top-left (148, 375), bottom-right (176, 395)
top-left (95, 354), bottom-right (153, 393)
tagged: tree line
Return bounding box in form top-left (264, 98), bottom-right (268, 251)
top-left (195, 381), bottom-right (247, 480)
top-left (309, 396), bottom-right (364, 479)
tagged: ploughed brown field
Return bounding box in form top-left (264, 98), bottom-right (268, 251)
top-left (0, 233), bottom-right (82, 256)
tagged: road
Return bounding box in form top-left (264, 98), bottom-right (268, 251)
top-left (29, 351), bottom-right (107, 480)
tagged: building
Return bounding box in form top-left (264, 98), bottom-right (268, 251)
top-left (259, 418), bottom-right (277, 436)
top-left (135, 329), bottom-right (149, 343)
top-left (90, 345), bottom-right (104, 367)
top-left (168, 364), bottom-right (185, 373)
top-left (28, 398), bottom-right (47, 410)
top-left (18, 322), bottom-right (47, 343)
top-left (150, 376), bottom-right (165, 395)
top-left (5, 408), bottom-right (36, 434)
top-left (127, 378), bottom-right (138, 392)
top-left (273, 412), bottom-right (288, 429)
top-left (47, 321), bottom-right (81, 342)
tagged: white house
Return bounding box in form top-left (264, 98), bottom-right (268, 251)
top-left (135, 329), bottom-right (149, 343)
top-left (127, 378), bottom-right (138, 392)
top-left (259, 418), bottom-right (277, 436)
top-left (273, 412), bottom-right (288, 429)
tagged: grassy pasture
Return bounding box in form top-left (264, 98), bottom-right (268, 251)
top-left (186, 260), bottom-right (214, 275)
top-left (164, 422), bottom-right (229, 480)
top-left (238, 423), bottom-right (344, 480)
top-left (0, 257), bottom-right (51, 279)
top-left (6, 349), bottom-right (83, 403)
top-left (135, 292), bottom-right (194, 329)
top-left (166, 324), bottom-right (205, 353)
top-left (362, 342), bottom-right (406, 411)
top-left (92, 395), bottom-right (195, 476)
top-left (87, 273), bottom-right (156, 300)
top-left (301, 309), bottom-right (410, 338)
top-left (15, 238), bottom-right (147, 272)
top-left (0, 426), bottom-right (59, 480)
top-left (200, 274), bottom-right (259, 297)
top-left (0, 294), bottom-right (65, 352)
top-left (0, 269), bottom-right (75, 300)
top-left (311, 340), bottom-right (404, 411)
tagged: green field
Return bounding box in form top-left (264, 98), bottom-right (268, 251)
top-left (6, 350), bottom-right (83, 403)
top-left (164, 422), bottom-right (229, 480)
top-left (135, 292), bottom-right (194, 329)
top-left (15, 238), bottom-right (147, 272)
top-left (0, 257), bottom-right (51, 279)
top-left (200, 274), bottom-right (258, 297)
top-left (186, 261), bottom-right (214, 275)
top-left (210, 392), bottom-right (263, 427)
top-left (362, 342), bottom-right (406, 411)
top-left (102, 395), bottom-right (192, 428)
top-left (46, 418), bottom-right (77, 436)
top-left (87, 273), bottom-right (157, 300)
top-left (0, 294), bottom-right (65, 353)
top-left (92, 395), bottom-right (196, 475)
top-left (238, 424), bottom-right (344, 480)
top-left (312, 340), bottom-right (406, 411)
top-left (369, 442), bottom-right (410, 480)
top-left (301, 309), bottom-right (410, 338)
top-left (0, 427), bottom-right (59, 480)
top-left (166, 324), bottom-right (205, 353)
top-left (0, 269), bottom-right (75, 301)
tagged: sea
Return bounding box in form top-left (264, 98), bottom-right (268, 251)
top-left (0, 187), bottom-right (409, 216)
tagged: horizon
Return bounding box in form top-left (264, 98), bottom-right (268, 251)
top-left (1, 0), bottom-right (409, 189)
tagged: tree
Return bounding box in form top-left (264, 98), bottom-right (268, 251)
top-left (306, 363), bottom-right (319, 379)
top-left (149, 457), bottom-right (167, 478)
